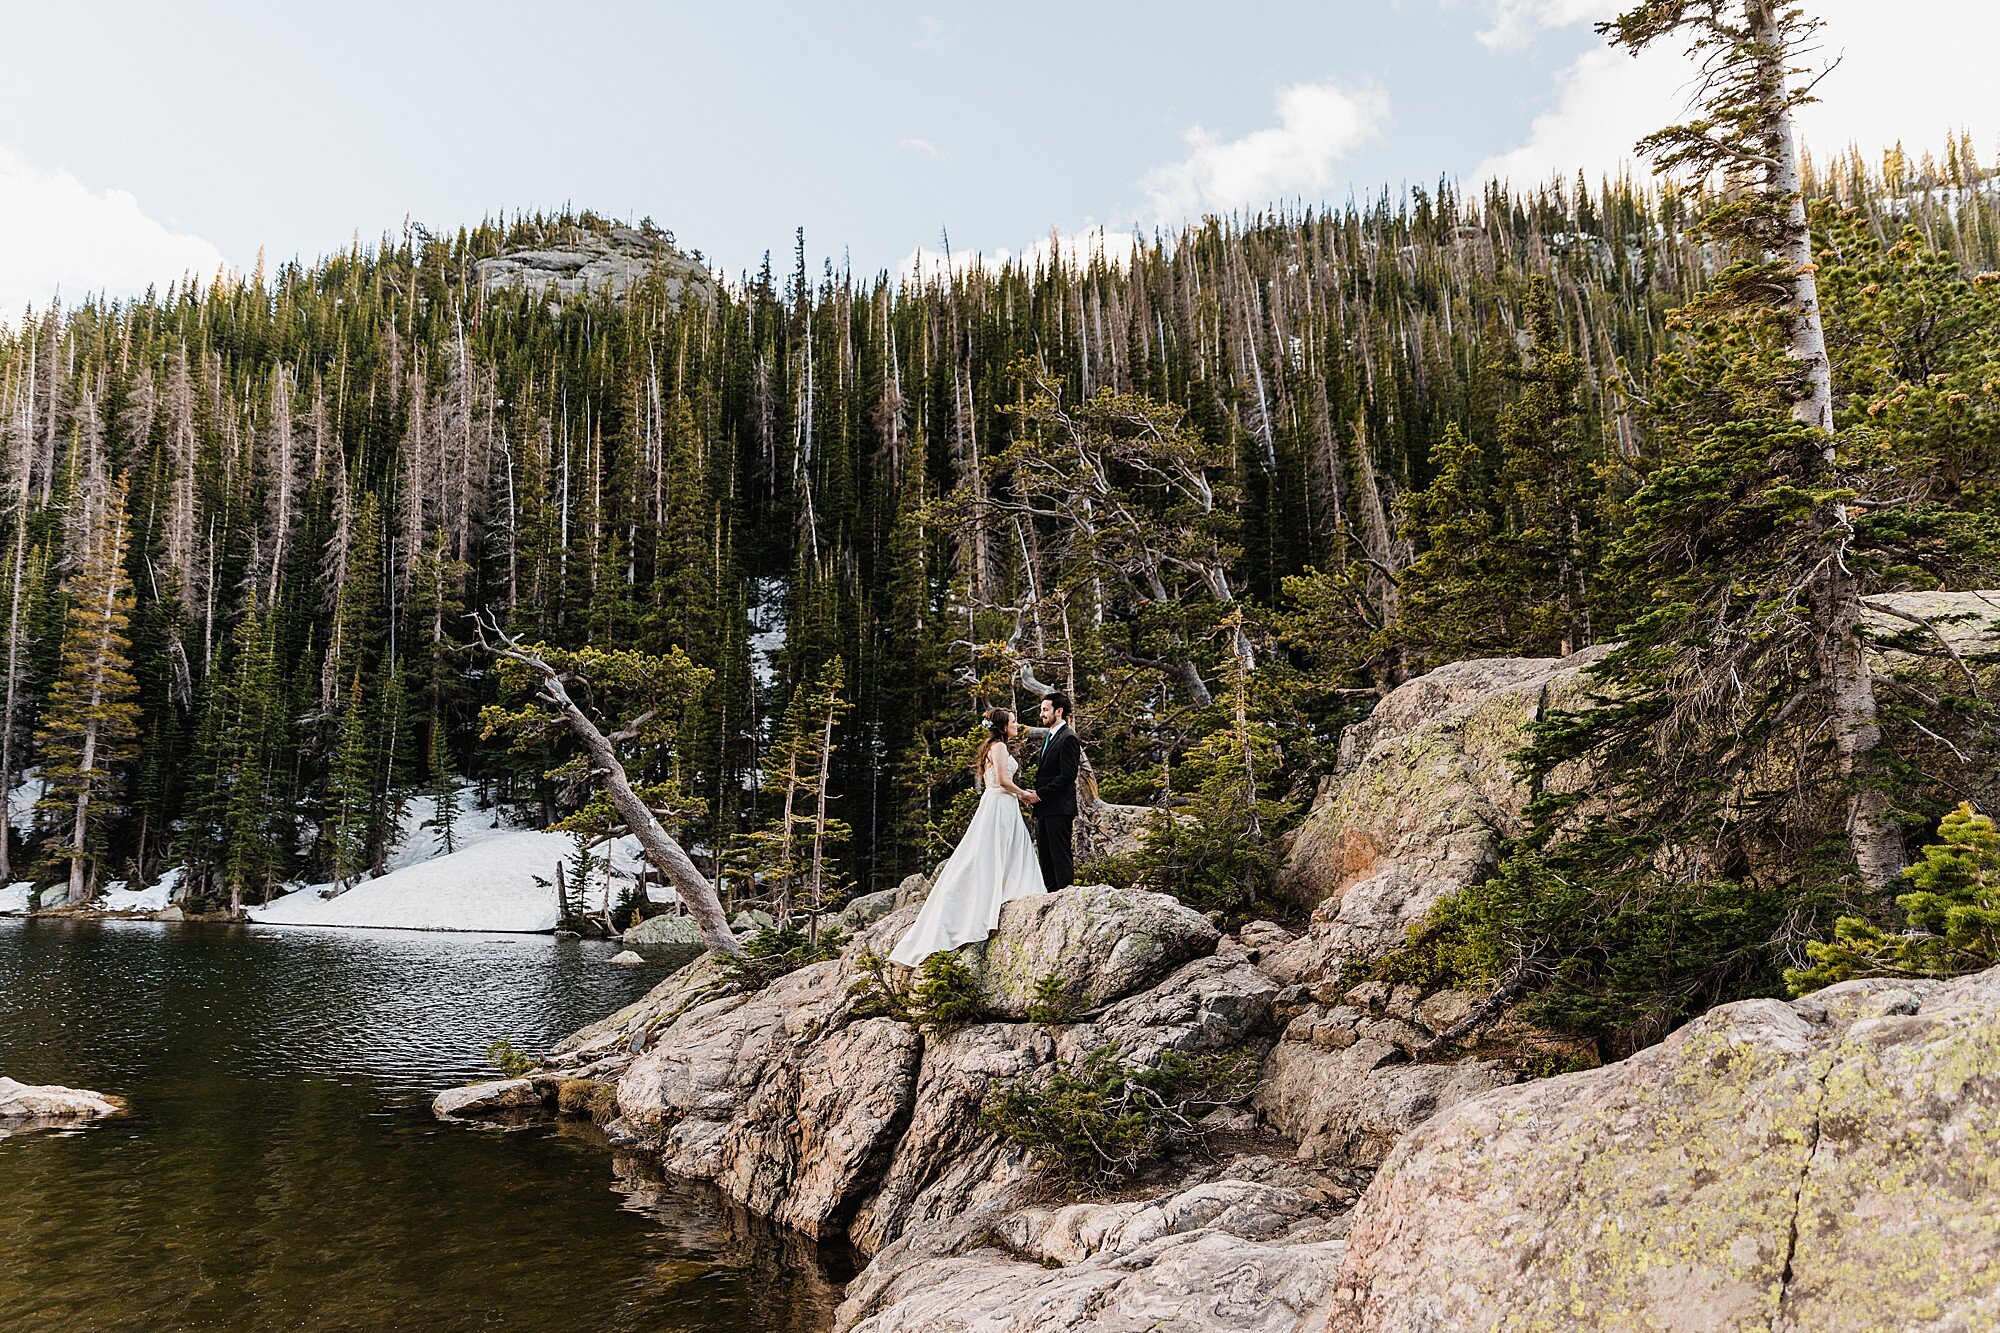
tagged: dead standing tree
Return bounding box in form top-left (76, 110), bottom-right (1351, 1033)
top-left (475, 613), bottom-right (740, 955)
top-left (972, 365), bottom-right (1252, 712)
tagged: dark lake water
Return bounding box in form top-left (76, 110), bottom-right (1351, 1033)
top-left (0, 918), bottom-right (851, 1332)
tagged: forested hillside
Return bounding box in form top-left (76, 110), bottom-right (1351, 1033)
top-left (2, 139), bottom-right (1997, 945)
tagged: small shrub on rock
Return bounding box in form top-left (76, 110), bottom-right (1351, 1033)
top-left (980, 1045), bottom-right (1262, 1193)
top-left (723, 923), bottom-right (849, 992)
top-left (910, 952), bottom-right (985, 1027)
top-left (1026, 973), bottom-right (1082, 1025)
top-left (1789, 803), bottom-right (2000, 993)
top-left (486, 1039), bottom-right (535, 1077)
top-left (1108, 795), bottom-right (1287, 922)
top-left (847, 948), bottom-right (987, 1032)
top-left (1364, 845), bottom-right (1822, 1058)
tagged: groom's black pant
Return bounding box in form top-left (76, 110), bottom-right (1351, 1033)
top-left (1034, 807), bottom-right (1075, 891)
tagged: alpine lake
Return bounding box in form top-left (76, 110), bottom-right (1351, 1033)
top-left (0, 916), bottom-right (852, 1332)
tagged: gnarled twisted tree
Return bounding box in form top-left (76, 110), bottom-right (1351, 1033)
top-left (476, 614), bottom-right (739, 955)
top-left (1601, 0), bottom-right (1905, 888)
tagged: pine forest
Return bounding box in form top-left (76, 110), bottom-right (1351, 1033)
top-left (6, 138), bottom-right (2000, 1051)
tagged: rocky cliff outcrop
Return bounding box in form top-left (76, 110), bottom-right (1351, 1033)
top-left (438, 886), bottom-right (1365, 1326)
top-left (1271, 591), bottom-right (2000, 965)
top-left (1270, 645), bottom-right (1611, 962)
top-left (437, 597), bottom-right (2000, 1331)
top-left (477, 223), bottom-right (715, 305)
top-left (444, 886), bottom-right (1301, 1241)
top-left (1330, 966), bottom-right (2000, 1331)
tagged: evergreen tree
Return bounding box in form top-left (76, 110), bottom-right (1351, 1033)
top-left (426, 726), bottom-right (460, 856)
top-left (217, 606), bottom-right (287, 908)
top-left (1588, 0), bottom-right (1906, 888)
top-left (325, 675), bottom-right (373, 890)
top-left (37, 474), bottom-right (141, 903)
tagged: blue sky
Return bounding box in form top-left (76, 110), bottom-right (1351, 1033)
top-left (2, 0), bottom-right (1996, 315)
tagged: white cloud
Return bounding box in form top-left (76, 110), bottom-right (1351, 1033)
top-left (1476, 1), bottom-right (2000, 188)
top-left (1478, 0), bottom-right (1618, 49)
top-left (1142, 81), bottom-right (1388, 223)
top-left (0, 144), bottom-right (227, 328)
top-left (898, 137), bottom-right (950, 161)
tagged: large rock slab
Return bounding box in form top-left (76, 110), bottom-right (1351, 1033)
top-left (620, 912), bottom-right (703, 964)
top-left (1272, 648), bottom-right (1609, 955)
top-left (838, 1175), bottom-right (1348, 1333)
top-left (847, 1022), bottom-right (1057, 1255)
top-left (1255, 1038), bottom-right (1516, 1169)
top-left (1330, 968), bottom-right (2000, 1331)
top-left (616, 959), bottom-right (846, 1132)
top-left (715, 1016), bottom-right (924, 1236)
top-left (1054, 943), bottom-right (1278, 1066)
top-left (0, 1077), bottom-right (126, 1121)
top-left (432, 1077), bottom-right (542, 1120)
top-left (978, 886), bottom-right (1221, 1019)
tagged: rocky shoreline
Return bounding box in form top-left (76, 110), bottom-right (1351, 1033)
top-left (437, 600), bottom-right (2000, 1331)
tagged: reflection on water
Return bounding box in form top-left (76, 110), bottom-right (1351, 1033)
top-left (0, 918), bottom-right (850, 1332)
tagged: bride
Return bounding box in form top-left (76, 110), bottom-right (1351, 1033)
top-left (889, 707), bottom-right (1047, 966)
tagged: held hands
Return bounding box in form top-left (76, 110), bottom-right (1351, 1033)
top-left (1022, 791), bottom-right (1040, 805)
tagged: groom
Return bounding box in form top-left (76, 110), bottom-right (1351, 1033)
top-left (1024, 691), bottom-right (1081, 891)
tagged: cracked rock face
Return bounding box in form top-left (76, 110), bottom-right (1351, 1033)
top-left (1329, 968), bottom-right (2000, 1331)
top-left (979, 886), bottom-right (1222, 1019)
top-left (1270, 647), bottom-right (1609, 960)
top-left (1256, 1038), bottom-right (1516, 1169)
top-left (846, 1021), bottom-right (1055, 1255)
top-left (1054, 942), bottom-right (1278, 1067)
top-left (838, 1159), bottom-right (1352, 1333)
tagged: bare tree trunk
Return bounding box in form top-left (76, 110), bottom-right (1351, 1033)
top-left (1754, 0), bottom-right (1902, 888)
top-left (479, 621), bottom-right (739, 954)
top-left (0, 420), bottom-right (29, 881)
top-left (808, 701), bottom-right (836, 937)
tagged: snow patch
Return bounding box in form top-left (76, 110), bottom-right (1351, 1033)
top-left (7, 770), bottom-right (45, 837)
top-left (98, 873), bottom-right (177, 913)
top-left (248, 827), bottom-right (677, 933)
top-left (0, 881), bottom-right (37, 914)
top-left (748, 575), bottom-right (787, 692)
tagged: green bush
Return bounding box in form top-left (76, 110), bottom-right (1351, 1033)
top-left (723, 923), bottom-right (849, 992)
top-left (1025, 973), bottom-right (1082, 1025)
top-left (1116, 805), bottom-right (1279, 918)
top-left (980, 1045), bottom-right (1261, 1193)
top-left (487, 1038), bottom-right (536, 1077)
top-left (848, 948), bottom-right (988, 1032)
top-left (1366, 844), bottom-right (1829, 1057)
top-left (1789, 803), bottom-right (2000, 993)
top-left (910, 951), bottom-right (985, 1028)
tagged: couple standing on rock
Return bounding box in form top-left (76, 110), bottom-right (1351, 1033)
top-left (888, 692), bottom-right (1083, 968)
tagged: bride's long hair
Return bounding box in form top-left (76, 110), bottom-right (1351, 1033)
top-left (972, 707), bottom-right (1014, 781)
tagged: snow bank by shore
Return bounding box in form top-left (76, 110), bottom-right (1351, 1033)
top-left (247, 828), bottom-right (661, 933)
top-left (0, 783), bottom-right (681, 934)
top-left (248, 791), bottom-right (670, 933)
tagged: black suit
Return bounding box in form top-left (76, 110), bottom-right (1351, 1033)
top-left (1031, 723), bottom-right (1082, 890)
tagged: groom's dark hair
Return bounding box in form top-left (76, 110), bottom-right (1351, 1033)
top-left (1043, 691), bottom-right (1071, 721)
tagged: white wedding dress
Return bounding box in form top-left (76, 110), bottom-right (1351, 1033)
top-left (890, 746), bottom-right (1047, 966)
